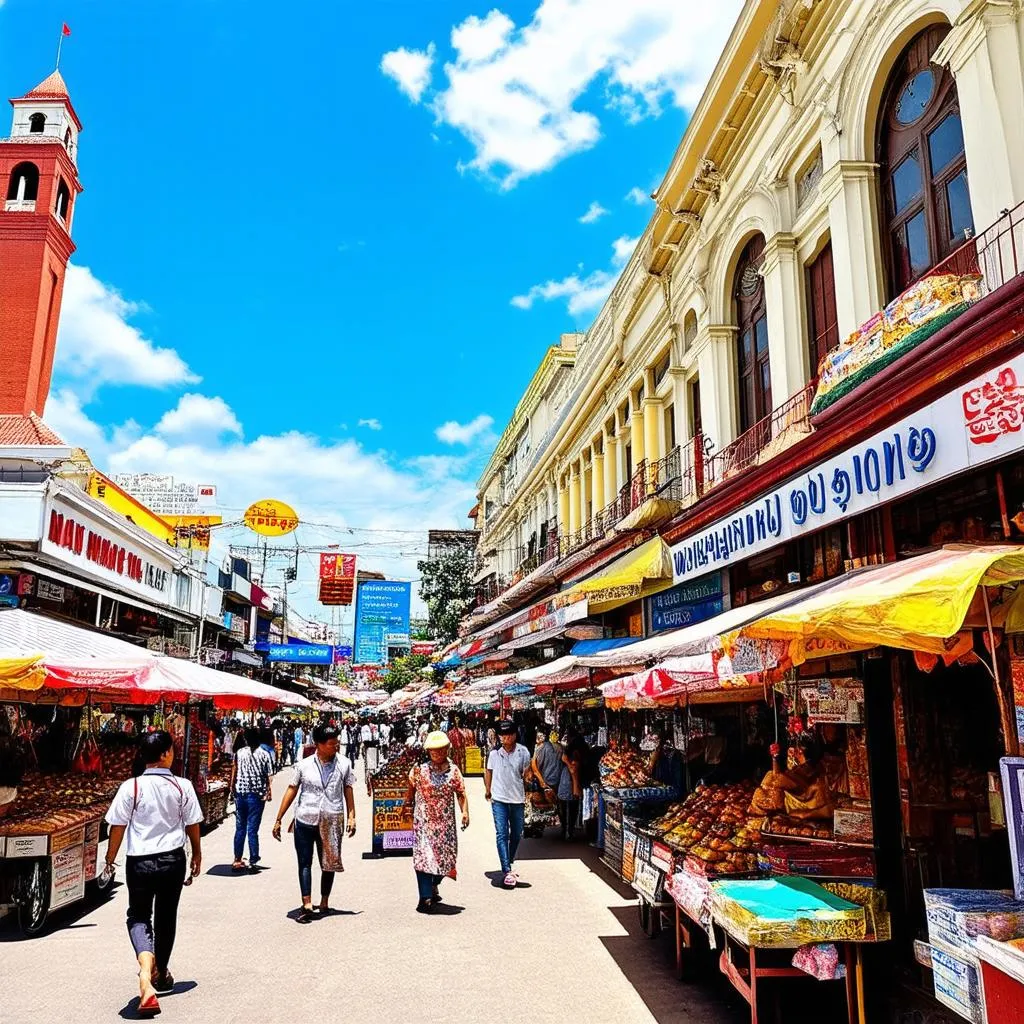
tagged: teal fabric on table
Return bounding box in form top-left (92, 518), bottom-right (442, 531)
top-left (712, 877), bottom-right (860, 920)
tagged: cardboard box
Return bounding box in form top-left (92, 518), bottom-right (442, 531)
top-left (4, 834), bottom-right (47, 858)
top-left (931, 945), bottom-right (985, 1023)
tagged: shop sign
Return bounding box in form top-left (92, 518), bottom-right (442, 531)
top-left (354, 580), bottom-right (411, 665)
top-left (266, 643), bottom-right (333, 665)
top-left (50, 844), bottom-right (86, 911)
top-left (111, 474), bottom-right (217, 516)
top-left (0, 573), bottom-right (17, 596)
top-left (243, 499), bottom-right (299, 537)
top-left (36, 579), bottom-right (65, 603)
top-left (510, 596), bottom-right (589, 640)
top-left (371, 785), bottom-right (414, 853)
top-left (647, 572), bottom-right (726, 634)
top-left (671, 354), bottom-right (1024, 583)
top-left (42, 500), bottom-right (174, 600)
top-left (632, 859), bottom-right (666, 903)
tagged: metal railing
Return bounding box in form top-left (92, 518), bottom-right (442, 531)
top-left (706, 380), bottom-right (816, 486)
top-left (921, 200), bottom-right (1024, 301)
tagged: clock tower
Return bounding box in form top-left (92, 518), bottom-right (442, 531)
top-left (0, 69), bottom-right (83, 417)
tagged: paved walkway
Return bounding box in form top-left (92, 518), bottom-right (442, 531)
top-left (1, 768), bottom-right (749, 1023)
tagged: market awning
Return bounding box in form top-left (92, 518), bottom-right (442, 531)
top-left (231, 649), bottom-right (263, 668)
top-left (498, 623), bottom-right (568, 651)
top-left (516, 655), bottom-right (586, 686)
top-left (735, 544), bottom-right (1024, 656)
top-left (561, 536), bottom-right (673, 611)
top-left (569, 637), bottom-right (641, 656)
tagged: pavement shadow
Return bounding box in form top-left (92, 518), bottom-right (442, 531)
top-left (484, 870), bottom-right (532, 889)
top-left (427, 903), bottom-right (465, 916)
top-left (516, 835), bottom-right (637, 899)
top-left (0, 880), bottom-right (120, 941)
top-left (206, 863), bottom-right (250, 876)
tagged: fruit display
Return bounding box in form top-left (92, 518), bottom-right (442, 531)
top-left (762, 815), bottom-right (834, 840)
top-left (370, 746), bottom-right (423, 788)
top-left (599, 748), bottom-right (655, 789)
top-left (643, 782), bottom-right (762, 876)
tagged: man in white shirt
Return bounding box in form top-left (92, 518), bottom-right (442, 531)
top-left (378, 720), bottom-right (391, 758)
top-left (485, 720), bottom-right (532, 889)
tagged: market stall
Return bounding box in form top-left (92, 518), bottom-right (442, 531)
top-left (367, 744), bottom-right (419, 855)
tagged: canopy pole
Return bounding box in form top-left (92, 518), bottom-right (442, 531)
top-left (982, 586), bottom-right (1019, 757)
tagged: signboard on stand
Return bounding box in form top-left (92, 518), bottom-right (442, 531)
top-left (319, 553), bottom-right (357, 606)
top-left (371, 785), bottom-right (414, 855)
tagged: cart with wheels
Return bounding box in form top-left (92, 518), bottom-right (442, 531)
top-left (0, 808), bottom-right (114, 937)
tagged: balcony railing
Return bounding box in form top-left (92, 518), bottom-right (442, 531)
top-left (706, 380), bottom-right (816, 486)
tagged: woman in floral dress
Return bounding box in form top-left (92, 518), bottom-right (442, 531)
top-left (405, 731), bottom-right (469, 913)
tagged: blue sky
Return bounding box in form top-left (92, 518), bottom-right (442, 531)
top-left (0, 0), bottom-right (740, 625)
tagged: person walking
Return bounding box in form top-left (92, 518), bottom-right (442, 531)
top-left (404, 731), bottom-right (469, 913)
top-left (281, 722), bottom-right (296, 767)
top-left (345, 721), bottom-right (359, 764)
top-left (484, 720), bottom-right (531, 889)
top-left (103, 731), bottom-right (203, 1017)
top-left (379, 719), bottom-right (391, 760)
top-left (229, 727), bottom-right (275, 872)
top-left (272, 724), bottom-right (356, 923)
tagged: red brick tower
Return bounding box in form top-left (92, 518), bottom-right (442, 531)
top-left (0, 70), bottom-right (83, 417)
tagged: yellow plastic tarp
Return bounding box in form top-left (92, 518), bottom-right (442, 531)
top-left (0, 653), bottom-right (46, 691)
top-left (563, 536), bottom-right (672, 608)
top-left (737, 544), bottom-right (1024, 655)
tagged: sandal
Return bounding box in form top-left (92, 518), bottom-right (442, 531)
top-left (296, 908), bottom-right (314, 924)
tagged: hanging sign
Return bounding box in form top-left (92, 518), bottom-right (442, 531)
top-left (243, 499), bottom-right (299, 537)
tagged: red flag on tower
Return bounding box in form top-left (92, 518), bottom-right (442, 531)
top-left (62, 23), bottom-right (71, 36)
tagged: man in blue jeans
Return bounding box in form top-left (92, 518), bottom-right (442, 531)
top-left (485, 720), bottom-right (531, 889)
top-left (230, 728), bottom-right (274, 872)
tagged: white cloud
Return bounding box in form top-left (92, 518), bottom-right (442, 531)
top-left (154, 393), bottom-right (243, 440)
top-left (55, 264), bottom-right (198, 392)
top-left (625, 185), bottom-right (650, 205)
top-left (358, 418), bottom-right (383, 431)
top-left (50, 396), bottom-right (482, 621)
top-left (435, 414), bottom-right (495, 445)
top-left (386, 1), bottom-right (743, 187)
top-left (578, 200), bottom-right (608, 224)
top-left (380, 43), bottom-right (436, 102)
top-left (511, 233), bottom-right (639, 315)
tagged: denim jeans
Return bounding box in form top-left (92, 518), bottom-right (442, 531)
top-left (125, 849), bottom-right (186, 973)
top-left (293, 820), bottom-right (335, 901)
top-left (416, 870), bottom-right (442, 901)
top-left (491, 801), bottom-right (525, 874)
top-left (233, 792), bottom-right (265, 863)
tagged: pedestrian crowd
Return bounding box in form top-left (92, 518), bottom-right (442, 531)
top-left (102, 711), bottom-right (592, 1015)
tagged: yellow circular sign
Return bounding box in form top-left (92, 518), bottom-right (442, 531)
top-left (243, 499), bottom-right (299, 536)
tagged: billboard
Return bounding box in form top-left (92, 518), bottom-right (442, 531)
top-left (243, 499), bottom-right (299, 537)
top-left (353, 580), bottom-right (411, 665)
top-left (319, 553), bottom-right (357, 606)
top-left (111, 473), bottom-right (217, 517)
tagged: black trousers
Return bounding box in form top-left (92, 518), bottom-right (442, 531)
top-left (125, 849), bottom-right (187, 973)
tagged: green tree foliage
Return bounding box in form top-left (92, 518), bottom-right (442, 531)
top-left (379, 653), bottom-right (430, 693)
top-left (417, 547), bottom-right (473, 644)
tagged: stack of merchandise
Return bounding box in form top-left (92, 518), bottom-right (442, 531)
top-left (645, 782), bottom-right (762, 876)
top-left (371, 745), bottom-right (422, 788)
top-left (921, 889), bottom-right (1024, 1024)
top-left (599, 746), bottom-right (674, 799)
top-left (0, 771), bottom-right (116, 832)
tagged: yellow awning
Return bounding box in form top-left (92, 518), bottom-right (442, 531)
top-left (736, 544), bottom-right (1024, 655)
top-left (563, 537), bottom-right (673, 610)
top-left (0, 654), bottom-right (46, 691)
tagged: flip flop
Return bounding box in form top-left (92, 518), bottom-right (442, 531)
top-left (137, 993), bottom-right (161, 1017)
top-left (296, 908), bottom-right (314, 924)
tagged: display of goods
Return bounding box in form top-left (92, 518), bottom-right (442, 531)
top-left (599, 748), bottom-right (655, 789)
top-left (792, 942), bottom-right (843, 980)
top-left (99, 743), bottom-right (135, 781)
top-left (762, 815), bottom-right (834, 841)
top-left (2, 771), bottom-right (117, 825)
top-left (711, 876), bottom-right (868, 948)
top-left (925, 889), bottom-right (1024, 957)
top-left (644, 782), bottom-right (762, 875)
top-left (759, 843), bottom-right (875, 879)
top-left (666, 868), bottom-right (715, 937)
top-left (370, 748), bottom-right (422, 788)
top-left (832, 808), bottom-right (873, 843)
top-left (930, 945), bottom-right (985, 1024)
top-left (0, 803), bottom-right (102, 839)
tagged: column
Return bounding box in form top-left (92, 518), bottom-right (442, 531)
top-left (761, 232), bottom-right (809, 403)
top-left (576, 459), bottom-right (589, 527)
top-left (695, 325), bottom-right (738, 452)
top-left (820, 160), bottom-right (886, 339)
top-left (568, 464), bottom-right (580, 535)
top-left (630, 392), bottom-right (645, 471)
top-left (558, 476), bottom-right (570, 537)
top-left (935, 4), bottom-right (1024, 229)
top-left (604, 428), bottom-right (619, 505)
top-left (591, 441), bottom-right (605, 514)
top-left (670, 368), bottom-right (688, 446)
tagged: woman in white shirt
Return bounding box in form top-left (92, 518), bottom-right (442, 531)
top-left (104, 731), bottom-right (204, 1017)
top-left (272, 724), bottom-right (356, 923)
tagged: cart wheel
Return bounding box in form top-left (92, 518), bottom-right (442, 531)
top-left (638, 898), bottom-right (661, 938)
top-left (17, 858), bottom-right (51, 938)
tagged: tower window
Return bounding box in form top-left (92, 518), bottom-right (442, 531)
top-left (6, 162), bottom-right (40, 202)
top-left (64, 127), bottom-right (72, 150)
top-left (28, 113), bottom-right (46, 134)
top-left (55, 179), bottom-right (71, 222)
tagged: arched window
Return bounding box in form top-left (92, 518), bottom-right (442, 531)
top-left (878, 25), bottom-right (973, 296)
top-left (6, 162), bottom-right (40, 202)
top-left (54, 179), bottom-right (71, 222)
top-left (64, 127), bottom-right (72, 150)
top-left (28, 113), bottom-right (46, 134)
top-left (734, 234), bottom-right (771, 432)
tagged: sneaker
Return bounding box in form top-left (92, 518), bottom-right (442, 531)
top-left (503, 871), bottom-right (517, 888)
top-left (153, 970), bottom-right (174, 995)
